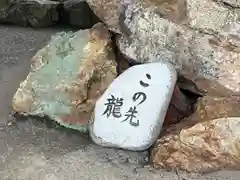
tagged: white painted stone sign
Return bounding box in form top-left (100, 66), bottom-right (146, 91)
top-left (89, 62), bottom-right (177, 151)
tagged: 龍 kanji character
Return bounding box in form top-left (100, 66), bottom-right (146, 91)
top-left (102, 95), bottom-right (123, 118)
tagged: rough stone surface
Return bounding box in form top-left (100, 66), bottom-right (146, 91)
top-left (151, 95), bottom-right (240, 172)
top-left (90, 62), bottom-right (176, 151)
top-left (12, 23), bottom-right (117, 132)
top-left (63, 0), bottom-right (100, 28)
top-left (0, 0), bottom-right (59, 27)
top-left (187, 0), bottom-right (232, 32)
top-left (86, 0), bottom-right (240, 92)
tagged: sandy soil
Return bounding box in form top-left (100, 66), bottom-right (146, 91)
top-left (0, 24), bottom-right (239, 180)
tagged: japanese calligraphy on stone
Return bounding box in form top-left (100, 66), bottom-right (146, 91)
top-left (102, 73), bottom-right (151, 127)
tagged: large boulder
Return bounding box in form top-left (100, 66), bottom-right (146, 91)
top-left (0, 0), bottom-right (59, 27)
top-left (150, 95), bottom-right (240, 172)
top-left (86, 0), bottom-right (240, 92)
top-left (12, 23), bottom-right (117, 132)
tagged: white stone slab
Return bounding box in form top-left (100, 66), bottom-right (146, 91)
top-left (89, 62), bottom-right (177, 151)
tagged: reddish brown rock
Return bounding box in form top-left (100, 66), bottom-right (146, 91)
top-left (151, 95), bottom-right (240, 172)
top-left (164, 85), bottom-right (192, 126)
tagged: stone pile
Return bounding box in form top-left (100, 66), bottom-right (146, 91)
top-left (10, 0), bottom-right (240, 174)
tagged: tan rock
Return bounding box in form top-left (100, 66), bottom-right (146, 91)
top-left (12, 23), bottom-right (117, 132)
top-left (151, 95), bottom-right (240, 172)
top-left (116, 9), bottom-right (240, 92)
top-left (86, 0), bottom-right (240, 92)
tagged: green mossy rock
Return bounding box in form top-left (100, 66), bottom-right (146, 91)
top-left (12, 23), bottom-right (117, 132)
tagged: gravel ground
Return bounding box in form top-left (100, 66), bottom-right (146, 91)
top-left (0, 24), bottom-right (240, 180)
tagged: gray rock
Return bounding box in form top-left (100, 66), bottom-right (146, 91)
top-left (0, 0), bottom-right (59, 27)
